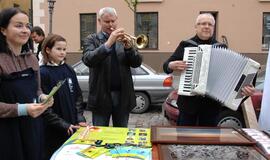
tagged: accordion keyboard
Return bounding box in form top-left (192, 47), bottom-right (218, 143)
top-left (192, 48), bottom-right (203, 85)
top-left (178, 47), bottom-right (197, 96)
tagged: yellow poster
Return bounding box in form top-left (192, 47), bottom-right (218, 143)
top-left (73, 126), bottom-right (151, 147)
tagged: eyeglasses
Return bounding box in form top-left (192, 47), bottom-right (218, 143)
top-left (197, 22), bottom-right (214, 27)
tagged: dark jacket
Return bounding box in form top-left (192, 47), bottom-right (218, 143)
top-left (82, 32), bottom-right (142, 114)
top-left (41, 64), bottom-right (86, 132)
top-left (163, 35), bottom-right (227, 114)
top-left (40, 63), bottom-right (86, 160)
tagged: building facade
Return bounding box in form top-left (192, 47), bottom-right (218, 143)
top-left (0, 0), bottom-right (32, 22)
top-left (33, 0), bottom-right (270, 71)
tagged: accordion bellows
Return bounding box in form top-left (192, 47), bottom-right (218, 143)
top-left (178, 45), bottom-right (260, 111)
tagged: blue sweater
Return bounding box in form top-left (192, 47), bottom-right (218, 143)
top-left (40, 63), bottom-right (81, 125)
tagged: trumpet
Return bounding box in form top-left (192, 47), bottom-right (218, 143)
top-left (122, 33), bottom-right (148, 49)
top-left (111, 28), bottom-right (148, 49)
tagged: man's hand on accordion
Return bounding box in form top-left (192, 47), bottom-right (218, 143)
top-left (168, 60), bottom-right (187, 72)
top-left (241, 85), bottom-right (256, 97)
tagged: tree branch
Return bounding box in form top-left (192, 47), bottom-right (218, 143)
top-left (124, 0), bottom-right (138, 12)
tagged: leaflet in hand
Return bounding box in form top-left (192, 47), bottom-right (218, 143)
top-left (42, 79), bottom-right (66, 104)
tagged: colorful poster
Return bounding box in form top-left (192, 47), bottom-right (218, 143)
top-left (74, 126), bottom-right (151, 147)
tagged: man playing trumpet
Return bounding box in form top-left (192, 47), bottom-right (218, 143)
top-left (82, 7), bottom-right (142, 127)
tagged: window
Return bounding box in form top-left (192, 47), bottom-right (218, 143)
top-left (80, 13), bottom-right (96, 50)
top-left (136, 12), bottom-right (158, 49)
top-left (74, 62), bottom-right (89, 76)
top-left (262, 13), bottom-right (270, 50)
top-left (131, 67), bottom-right (148, 75)
top-left (13, 3), bottom-right (20, 8)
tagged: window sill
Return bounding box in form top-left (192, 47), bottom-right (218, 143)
top-left (138, 0), bottom-right (163, 2)
top-left (262, 48), bottom-right (269, 51)
top-left (259, 0), bottom-right (270, 2)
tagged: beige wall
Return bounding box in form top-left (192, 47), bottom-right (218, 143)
top-left (36, 0), bottom-right (270, 70)
top-left (40, 0), bottom-right (135, 52)
top-left (137, 0), bottom-right (270, 54)
top-left (0, 0), bottom-right (31, 14)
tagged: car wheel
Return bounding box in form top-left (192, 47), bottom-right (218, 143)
top-left (131, 92), bottom-right (150, 114)
top-left (217, 109), bottom-right (245, 129)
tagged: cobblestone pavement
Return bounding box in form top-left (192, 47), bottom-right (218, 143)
top-left (83, 104), bottom-right (171, 128)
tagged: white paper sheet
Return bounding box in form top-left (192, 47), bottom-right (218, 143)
top-left (259, 49), bottom-right (270, 130)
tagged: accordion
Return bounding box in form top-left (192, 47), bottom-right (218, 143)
top-left (178, 45), bottom-right (260, 111)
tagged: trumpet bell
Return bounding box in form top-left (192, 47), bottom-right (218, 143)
top-left (135, 34), bottom-right (148, 49)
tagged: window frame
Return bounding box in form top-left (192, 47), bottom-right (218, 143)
top-left (79, 13), bottom-right (97, 50)
top-left (262, 12), bottom-right (270, 50)
top-left (135, 12), bottom-right (159, 50)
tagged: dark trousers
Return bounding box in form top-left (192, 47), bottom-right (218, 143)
top-left (177, 110), bottom-right (219, 127)
top-left (92, 91), bottom-right (129, 127)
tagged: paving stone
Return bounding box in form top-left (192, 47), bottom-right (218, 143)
top-left (83, 104), bottom-right (170, 128)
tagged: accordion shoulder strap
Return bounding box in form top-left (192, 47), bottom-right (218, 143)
top-left (184, 39), bottom-right (199, 46)
top-left (184, 39), bottom-right (225, 47)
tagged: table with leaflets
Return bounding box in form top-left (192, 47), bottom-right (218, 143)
top-left (51, 126), bottom-right (270, 160)
top-left (51, 126), bottom-right (153, 160)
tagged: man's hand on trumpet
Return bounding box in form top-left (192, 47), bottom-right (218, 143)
top-left (120, 35), bottom-right (133, 49)
top-left (105, 28), bottom-right (125, 48)
top-left (105, 28), bottom-right (133, 49)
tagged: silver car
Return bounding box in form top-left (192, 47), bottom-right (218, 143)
top-left (73, 61), bottom-right (174, 113)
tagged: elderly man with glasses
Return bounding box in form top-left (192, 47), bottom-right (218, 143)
top-left (163, 13), bottom-right (255, 127)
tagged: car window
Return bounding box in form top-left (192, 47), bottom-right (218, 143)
top-left (142, 63), bottom-right (157, 74)
top-left (73, 62), bottom-right (89, 76)
top-left (74, 61), bottom-right (149, 76)
top-left (131, 67), bottom-right (148, 75)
